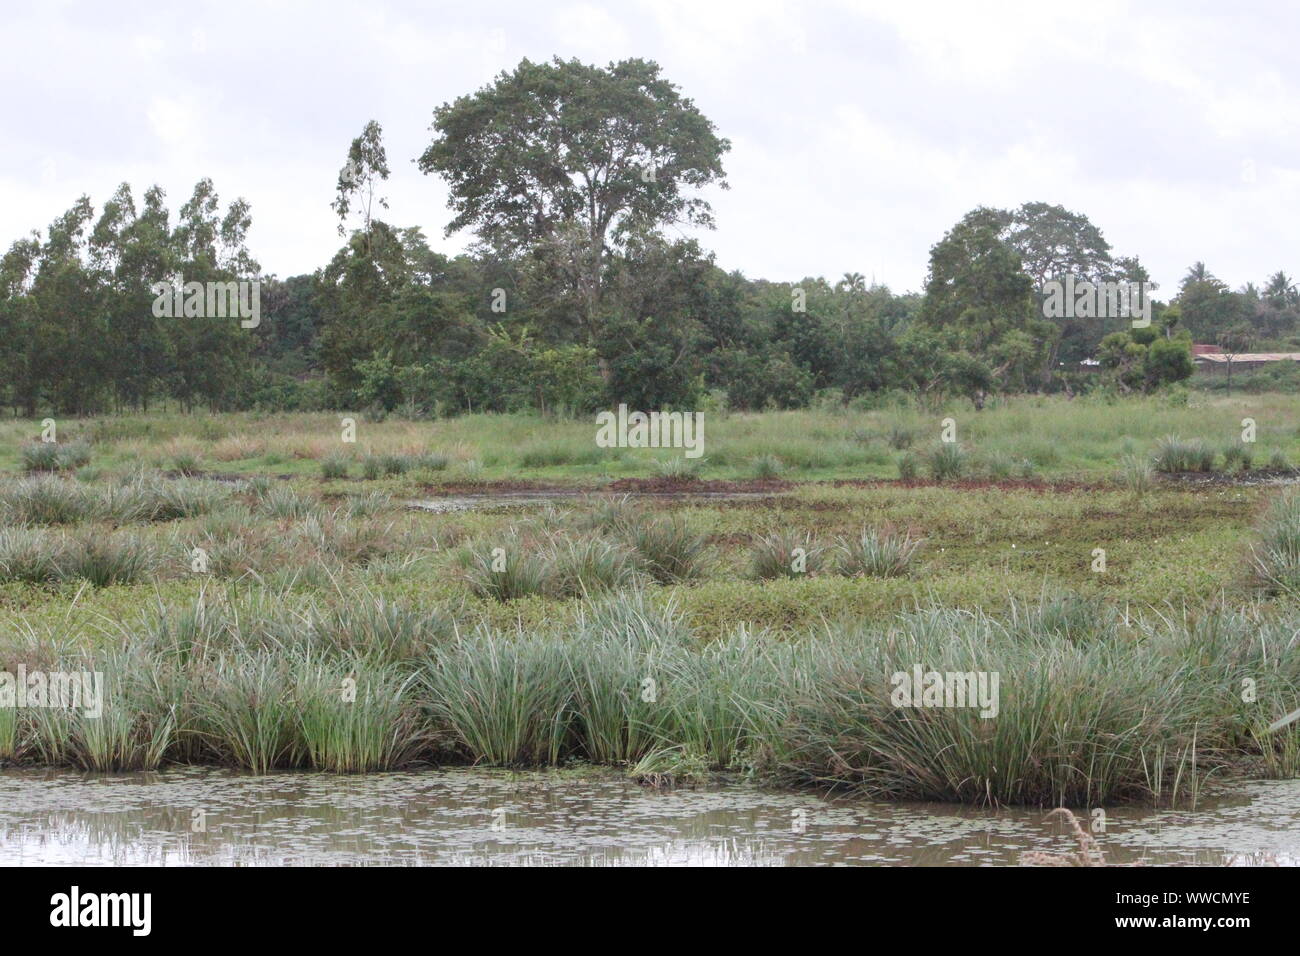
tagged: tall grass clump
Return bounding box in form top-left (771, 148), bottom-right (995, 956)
top-left (191, 653), bottom-right (301, 773)
top-left (617, 515), bottom-right (710, 583)
top-left (457, 536), bottom-right (554, 600)
top-left (549, 535), bottom-right (644, 597)
top-left (653, 456), bottom-right (704, 481)
top-left (566, 615), bottom-right (680, 765)
top-left (925, 442), bottom-right (966, 481)
top-left (419, 632), bottom-right (573, 765)
top-left (27, 648), bottom-right (176, 771)
top-left (1252, 490), bottom-right (1300, 595)
top-left (765, 609), bottom-right (1208, 806)
top-left (294, 655), bottom-right (425, 772)
top-left (749, 454), bottom-right (785, 479)
top-left (749, 530), bottom-right (826, 579)
top-left (836, 527), bottom-right (924, 577)
top-left (60, 531), bottom-right (158, 587)
top-left (2, 477), bottom-right (92, 525)
top-left (21, 441), bottom-right (92, 473)
top-left (1222, 444), bottom-right (1253, 473)
top-left (897, 451), bottom-right (919, 480)
top-left (1119, 454), bottom-right (1154, 498)
top-left (320, 454), bottom-right (351, 479)
top-left (257, 485), bottom-right (319, 521)
top-left (0, 529), bottom-right (67, 585)
top-left (1154, 435), bottom-right (1216, 473)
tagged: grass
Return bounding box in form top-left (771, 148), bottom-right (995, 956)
top-left (750, 530), bottom-right (826, 579)
top-left (2, 399), bottom-right (1300, 806)
top-left (836, 527), bottom-right (925, 577)
top-left (1154, 435), bottom-right (1216, 473)
top-left (1, 589), bottom-right (1297, 806)
top-left (1252, 489), bottom-right (1300, 595)
top-left (1, 394), bottom-right (1299, 484)
top-left (21, 441), bottom-right (91, 473)
top-left (925, 442), bottom-right (966, 480)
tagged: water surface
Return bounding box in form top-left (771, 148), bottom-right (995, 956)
top-left (1, 768), bottom-right (1296, 866)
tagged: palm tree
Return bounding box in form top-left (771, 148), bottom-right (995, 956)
top-left (1182, 261), bottom-right (1213, 288)
top-left (837, 271), bottom-right (867, 295)
top-left (1264, 270), bottom-right (1298, 309)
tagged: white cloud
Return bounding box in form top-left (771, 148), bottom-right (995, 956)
top-left (1, 0), bottom-right (1297, 295)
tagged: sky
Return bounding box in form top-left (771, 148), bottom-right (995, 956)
top-left (3, 0), bottom-right (1298, 295)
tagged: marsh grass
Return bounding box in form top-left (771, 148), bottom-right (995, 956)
top-left (925, 443), bottom-right (966, 480)
top-left (617, 515), bottom-right (710, 583)
top-left (295, 656), bottom-right (426, 772)
top-left (836, 527), bottom-right (924, 577)
top-left (1252, 490), bottom-right (1300, 595)
top-left (549, 535), bottom-right (645, 597)
top-left (320, 454), bottom-right (351, 479)
top-left (60, 531), bottom-right (157, 587)
top-left (457, 534), bottom-right (554, 600)
top-left (1154, 435), bottom-right (1217, 473)
top-left (420, 632), bottom-right (573, 766)
top-left (193, 653), bottom-right (301, 773)
top-left (2, 591), bottom-right (1298, 803)
top-left (767, 610), bottom-right (1208, 806)
top-left (750, 530), bottom-right (826, 579)
top-left (21, 441), bottom-right (92, 473)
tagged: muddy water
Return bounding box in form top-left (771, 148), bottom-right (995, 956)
top-left (0, 768), bottom-right (1296, 866)
top-left (407, 490), bottom-right (780, 513)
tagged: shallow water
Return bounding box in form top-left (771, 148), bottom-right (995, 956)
top-left (407, 490), bottom-right (778, 513)
top-left (0, 768), bottom-right (1296, 866)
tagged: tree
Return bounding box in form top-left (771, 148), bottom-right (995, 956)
top-left (331, 120), bottom-right (390, 254)
top-left (417, 57), bottom-right (730, 356)
top-left (918, 210), bottom-right (1052, 395)
top-left (1217, 322), bottom-right (1256, 393)
top-left (999, 201), bottom-right (1112, 286)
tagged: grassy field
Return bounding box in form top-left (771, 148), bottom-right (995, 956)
top-left (2, 394), bottom-right (1299, 805)
top-left (2, 391), bottom-right (1298, 483)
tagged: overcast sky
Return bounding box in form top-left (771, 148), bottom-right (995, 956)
top-left (3, 0), bottom-right (1297, 295)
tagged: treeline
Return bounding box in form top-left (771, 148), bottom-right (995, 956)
top-left (3, 58), bottom-right (1300, 418)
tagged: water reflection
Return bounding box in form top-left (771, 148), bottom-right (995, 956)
top-left (0, 768), bottom-right (1295, 866)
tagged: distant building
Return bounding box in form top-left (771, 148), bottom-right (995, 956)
top-left (1192, 345), bottom-right (1300, 375)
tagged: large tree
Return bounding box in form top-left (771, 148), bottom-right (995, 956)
top-left (417, 57), bottom-right (730, 354)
